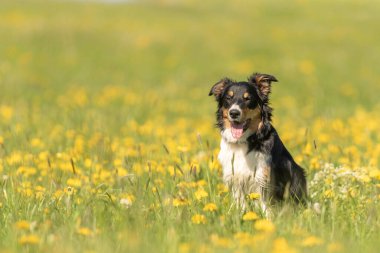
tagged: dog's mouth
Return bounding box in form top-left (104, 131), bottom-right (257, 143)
top-left (230, 119), bottom-right (251, 139)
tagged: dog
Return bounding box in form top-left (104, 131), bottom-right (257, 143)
top-left (209, 73), bottom-right (307, 212)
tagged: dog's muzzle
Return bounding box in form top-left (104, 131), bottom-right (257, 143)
top-left (228, 104), bottom-right (242, 122)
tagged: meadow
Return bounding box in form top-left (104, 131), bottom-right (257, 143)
top-left (0, 0), bottom-right (380, 252)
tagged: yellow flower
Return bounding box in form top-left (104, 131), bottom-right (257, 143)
top-left (0, 105), bottom-right (13, 121)
top-left (67, 178), bottom-right (82, 188)
top-left (234, 232), bottom-right (253, 247)
top-left (302, 143), bottom-right (313, 156)
top-left (203, 203), bottom-right (217, 212)
top-left (194, 189), bottom-right (208, 200)
top-left (323, 189), bottom-right (334, 198)
top-left (173, 198), bottom-right (190, 207)
top-left (84, 158), bottom-right (92, 168)
top-left (242, 211), bottom-right (259, 221)
top-left (177, 146), bottom-right (189, 152)
top-left (191, 214), bottom-right (206, 224)
top-left (196, 180), bottom-right (207, 187)
top-left (327, 242), bottom-right (343, 252)
top-left (53, 189), bottom-right (64, 199)
top-left (208, 159), bottom-right (220, 171)
top-left (217, 184), bottom-right (228, 195)
top-left (15, 220), bottom-right (30, 230)
top-left (272, 237), bottom-right (298, 253)
top-left (247, 192), bottom-right (260, 200)
top-left (369, 169), bottom-right (380, 180)
top-left (300, 236), bottom-right (324, 247)
top-left (30, 138), bottom-right (44, 148)
top-left (16, 166), bottom-right (37, 177)
top-left (18, 234), bottom-right (40, 245)
top-left (210, 234), bottom-right (232, 248)
top-left (77, 227), bottom-right (93, 236)
top-left (179, 243), bottom-right (191, 253)
top-left (254, 219), bottom-right (275, 233)
top-left (113, 158), bottom-right (123, 167)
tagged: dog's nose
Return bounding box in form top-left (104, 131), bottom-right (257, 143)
top-left (229, 109), bottom-right (241, 119)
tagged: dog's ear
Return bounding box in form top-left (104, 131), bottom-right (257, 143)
top-left (248, 73), bottom-right (278, 97)
top-left (208, 78), bottom-right (232, 98)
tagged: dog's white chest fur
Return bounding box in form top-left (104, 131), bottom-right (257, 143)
top-left (218, 135), bottom-right (273, 205)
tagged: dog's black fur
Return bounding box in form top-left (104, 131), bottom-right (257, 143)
top-left (209, 73), bottom-right (307, 203)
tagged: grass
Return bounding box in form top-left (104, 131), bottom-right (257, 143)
top-left (0, 0), bottom-right (379, 252)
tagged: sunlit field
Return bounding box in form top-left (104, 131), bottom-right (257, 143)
top-left (1, 0), bottom-right (380, 252)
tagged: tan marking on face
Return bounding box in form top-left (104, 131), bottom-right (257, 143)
top-left (228, 90), bottom-right (234, 97)
top-left (243, 92), bottom-right (249, 99)
top-left (222, 107), bottom-right (231, 129)
top-left (242, 107), bottom-right (262, 133)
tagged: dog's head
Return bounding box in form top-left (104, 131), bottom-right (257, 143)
top-left (209, 73), bottom-right (278, 142)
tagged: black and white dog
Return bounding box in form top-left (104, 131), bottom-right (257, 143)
top-left (209, 73), bottom-right (307, 211)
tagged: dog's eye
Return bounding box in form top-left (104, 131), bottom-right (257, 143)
top-left (225, 95), bottom-right (232, 100)
top-left (243, 92), bottom-right (250, 101)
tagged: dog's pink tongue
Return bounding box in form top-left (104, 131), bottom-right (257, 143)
top-left (231, 123), bottom-right (244, 139)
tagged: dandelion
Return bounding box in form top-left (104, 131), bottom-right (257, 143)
top-left (30, 138), bottom-right (44, 148)
top-left (210, 234), bottom-right (232, 248)
top-left (254, 219), bottom-right (275, 233)
top-left (234, 232), bottom-right (252, 246)
top-left (177, 146), bottom-right (189, 152)
top-left (327, 242), bottom-right (343, 252)
top-left (178, 243), bottom-right (191, 253)
top-left (196, 180), bottom-right (207, 187)
top-left (15, 220), bottom-right (30, 230)
top-left (300, 236), bottom-right (324, 247)
top-left (18, 234), bottom-right (40, 245)
top-left (247, 192), bottom-right (260, 200)
top-left (203, 203), bottom-right (217, 212)
top-left (67, 178), bottom-right (82, 188)
top-left (323, 189), bottom-right (334, 198)
top-left (194, 189), bottom-right (208, 200)
top-left (0, 105), bottom-right (13, 121)
top-left (16, 166), bottom-right (37, 177)
top-left (217, 184), bottom-right (228, 195)
top-left (272, 237), bottom-right (298, 253)
top-left (191, 214), bottom-right (206, 224)
top-left (172, 198), bottom-right (190, 207)
top-left (77, 227), bottom-right (93, 236)
top-left (369, 169), bottom-right (380, 180)
top-left (208, 159), bottom-right (220, 171)
top-left (242, 211), bottom-right (259, 221)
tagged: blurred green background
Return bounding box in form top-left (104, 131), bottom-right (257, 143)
top-left (1, 0), bottom-right (380, 125)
